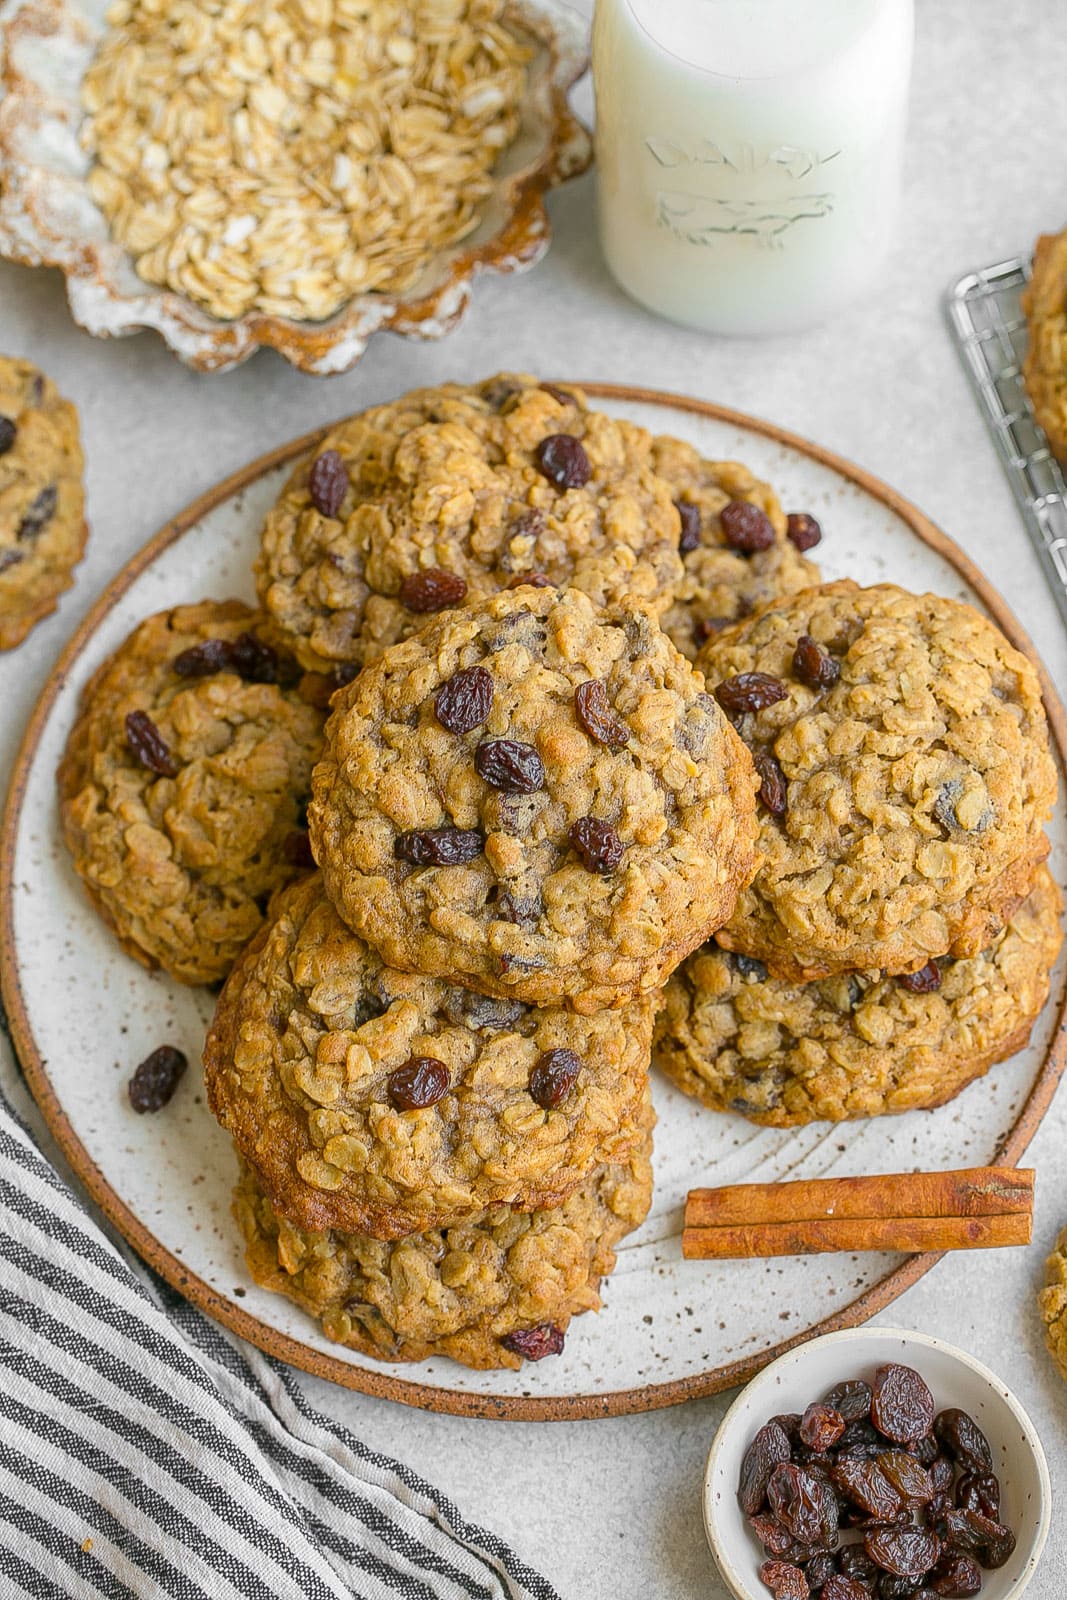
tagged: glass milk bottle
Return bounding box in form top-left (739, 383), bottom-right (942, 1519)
top-left (592, 0), bottom-right (914, 335)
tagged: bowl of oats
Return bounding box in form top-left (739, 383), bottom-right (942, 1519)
top-left (0, 0), bottom-right (590, 373)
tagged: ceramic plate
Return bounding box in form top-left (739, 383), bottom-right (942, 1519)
top-left (4, 385), bottom-right (1066, 1420)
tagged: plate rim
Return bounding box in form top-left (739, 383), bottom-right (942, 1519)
top-left (3, 380), bottom-right (1065, 1422)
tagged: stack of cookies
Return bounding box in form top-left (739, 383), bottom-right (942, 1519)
top-left (654, 580), bottom-right (1063, 1127)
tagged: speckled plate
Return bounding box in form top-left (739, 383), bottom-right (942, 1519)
top-left (3, 384), bottom-right (1066, 1420)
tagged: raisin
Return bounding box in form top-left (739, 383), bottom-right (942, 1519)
top-left (910, 1435), bottom-right (940, 1468)
top-left (282, 830), bottom-right (315, 870)
top-left (877, 1452), bottom-right (934, 1505)
top-left (839, 1546), bottom-right (881, 1583)
top-left (715, 671), bottom-right (789, 716)
top-left (534, 432), bottom-right (591, 489)
top-left (231, 632), bottom-right (286, 683)
top-left (793, 634), bottom-right (841, 689)
top-left (805, 1552), bottom-right (837, 1589)
top-left (739, 1420), bottom-right (793, 1515)
top-left (509, 507), bottom-right (547, 540)
top-left (733, 953), bottom-right (769, 981)
top-left (768, 1463), bottom-right (827, 1547)
top-left (759, 1560), bottom-right (809, 1599)
top-left (308, 448), bottom-right (349, 516)
top-left (394, 827), bottom-right (483, 866)
top-left (387, 1057), bottom-right (449, 1111)
top-left (540, 382), bottom-right (574, 406)
top-left (928, 1458), bottom-right (954, 1494)
top-left (877, 1579), bottom-right (917, 1600)
top-left (926, 1492), bottom-right (953, 1525)
top-left (897, 961), bottom-right (941, 995)
top-left (475, 738), bottom-right (545, 794)
top-left (800, 1403), bottom-right (845, 1453)
top-left (435, 665), bottom-right (494, 734)
top-left (569, 816), bottom-right (624, 874)
top-left (929, 1552), bottom-right (981, 1597)
top-left (496, 891), bottom-right (542, 928)
top-left (676, 500), bottom-right (702, 553)
top-left (961, 1511), bottom-right (1014, 1569)
top-left (825, 1380), bottom-right (873, 1424)
top-left (830, 1458), bottom-right (902, 1522)
top-left (529, 1048), bottom-right (581, 1109)
top-left (125, 709), bottom-right (178, 777)
top-left (721, 499), bottom-right (775, 552)
top-left (955, 1472), bottom-right (999, 1520)
top-left (0, 416), bottom-right (16, 456)
top-left (865, 1528), bottom-right (941, 1580)
top-left (750, 1514), bottom-right (806, 1559)
top-left (754, 748), bottom-right (788, 815)
top-left (17, 484), bottom-right (57, 541)
top-left (823, 1580), bottom-right (870, 1600)
top-left (128, 1046), bottom-right (187, 1113)
top-left (933, 1411), bottom-right (993, 1474)
top-left (787, 512), bottom-right (823, 552)
top-left (173, 638), bottom-right (234, 677)
top-left (399, 568), bottom-right (468, 612)
top-left (482, 377), bottom-right (522, 411)
top-left (507, 571), bottom-right (554, 589)
top-left (871, 1365), bottom-right (935, 1444)
top-left (500, 1322), bottom-right (565, 1361)
top-left (0, 550), bottom-right (24, 573)
top-left (574, 679), bottom-right (629, 747)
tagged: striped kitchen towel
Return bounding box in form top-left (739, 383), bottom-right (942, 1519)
top-left (0, 1065), bottom-right (558, 1600)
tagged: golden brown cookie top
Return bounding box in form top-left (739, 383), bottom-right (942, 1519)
top-left (309, 584), bottom-right (759, 1011)
top-left (234, 1091), bottom-right (655, 1371)
top-left (254, 375), bottom-right (685, 673)
top-left (655, 866), bottom-right (1062, 1125)
top-left (697, 581), bottom-right (1058, 980)
top-left (0, 356), bottom-right (87, 650)
top-left (649, 432), bottom-right (820, 661)
top-left (205, 872), bottom-right (653, 1237)
top-left (58, 599), bottom-right (324, 984)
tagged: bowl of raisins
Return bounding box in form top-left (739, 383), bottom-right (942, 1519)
top-left (703, 1328), bottom-right (1050, 1600)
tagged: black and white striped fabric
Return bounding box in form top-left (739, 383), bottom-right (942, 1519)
top-left (0, 1038), bottom-right (558, 1600)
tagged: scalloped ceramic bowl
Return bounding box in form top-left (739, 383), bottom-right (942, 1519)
top-left (703, 1328), bottom-right (1051, 1600)
top-left (0, 0), bottom-right (591, 373)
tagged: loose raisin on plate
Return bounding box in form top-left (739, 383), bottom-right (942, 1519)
top-left (929, 1551), bottom-right (982, 1597)
top-left (787, 512), bottom-right (823, 552)
top-left (721, 499), bottom-right (775, 552)
top-left (955, 1472), bottom-right (1000, 1520)
top-left (804, 1551), bottom-right (837, 1588)
top-left (574, 679), bottom-right (630, 747)
top-left (825, 1380), bottom-right (873, 1424)
top-left (758, 1559), bottom-right (809, 1599)
top-left (928, 1457), bottom-right (954, 1494)
top-left (0, 416), bottom-right (16, 457)
top-left (569, 816), bottom-right (624, 874)
top-left (676, 500), bottom-right (702, 554)
top-left (399, 568), bottom-right (468, 612)
top-left (830, 1458), bottom-right (903, 1522)
top-left (771, 1412), bottom-right (803, 1443)
top-left (128, 1045), bottom-right (187, 1113)
top-left (838, 1545), bottom-right (881, 1583)
top-left (897, 961), bottom-right (941, 995)
top-left (500, 1322), bottom-right (565, 1361)
top-left (877, 1452), bottom-right (935, 1506)
top-left (125, 709), bottom-right (178, 777)
top-left (865, 1528), bottom-right (941, 1580)
top-left (871, 1365), bottom-right (935, 1444)
top-left (534, 432), bottom-right (591, 489)
top-left (529, 1048), bottom-right (581, 1109)
top-left (739, 1419), bottom-right (793, 1516)
top-left (475, 738), bottom-right (545, 794)
top-left (394, 827), bottom-right (483, 866)
top-left (753, 747), bottom-right (788, 816)
top-left (793, 634), bottom-right (841, 689)
top-left (715, 671), bottom-right (789, 716)
top-left (800, 1403), bottom-right (846, 1453)
top-left (768, 1463), bottom-right (827, 1547)
top-left (387, 1057), bottom-right (449, 1111)
top-left (877, 1577), bottom-right (919, 1600)
top-left (910, 1435), bottom-right (941, 1468)
top-left (308, 448), bottom-right (349, 517)
top-left (822, 1579), bottom-right (870, 1600)
top-left (962, 1511), bottom-right (1015, 1569)
top-left (17, 484), bottom-right (57, 541)
top-left (435, 665), bottom-right (494, 734)
top-left (750, 1514), bottom-right (806, 1559)
top-left (933, 1411), bottom-right (993, 1475)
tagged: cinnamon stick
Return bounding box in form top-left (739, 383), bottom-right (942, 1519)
top-left (682, 1167), bottom-right (1033, 1260)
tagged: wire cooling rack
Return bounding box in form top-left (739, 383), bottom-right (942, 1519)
top-left (945, 256), bottom-right (1067, 632)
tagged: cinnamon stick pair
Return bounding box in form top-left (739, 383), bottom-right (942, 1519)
top-left (682, 1167), bottom-right (1033, 1260)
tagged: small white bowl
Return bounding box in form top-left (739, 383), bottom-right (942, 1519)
top-left (704, 1327), bottom-right (1050, 1600)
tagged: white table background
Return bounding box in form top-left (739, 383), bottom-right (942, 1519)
top-left (3, 0), bottom-right (1067, 1592)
